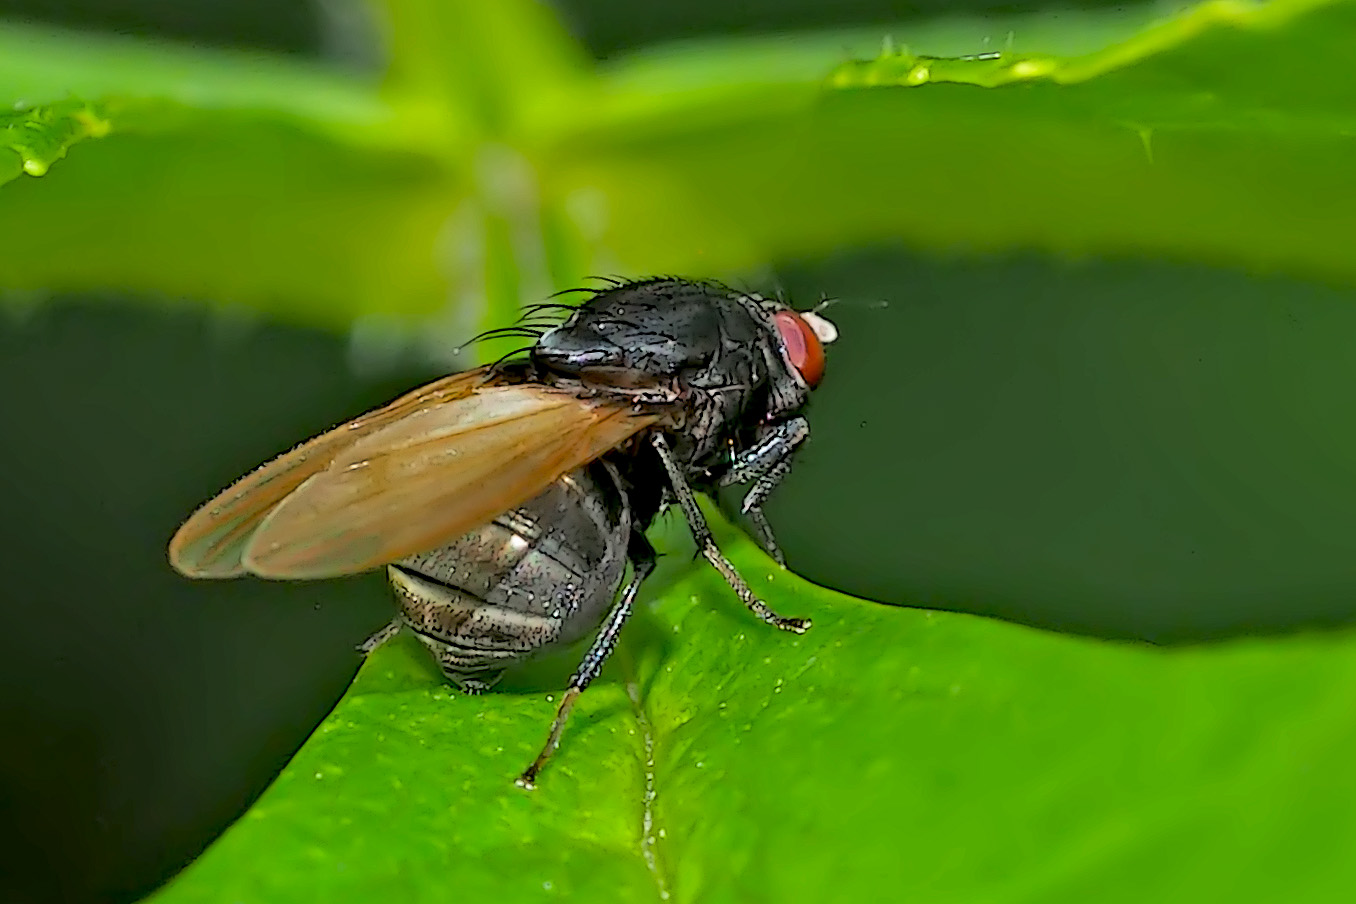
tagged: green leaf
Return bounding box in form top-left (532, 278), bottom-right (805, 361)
top-left (5, 3), bottom-right (1351, 900)
top-left (0, 23), bottom-right (464, 327)
top-left (550, 0), bottom-right (1356, 287)
top-left (0, 115), bottom-right (458, 328)
top-left (152, 508), bottom-right (1356, 903)
top-left (8, 0), bottom-right (1356, 325)
top-left (0, 22), bottom-right (391, 134)
top-left (0, 12), bottom-right (583, 332)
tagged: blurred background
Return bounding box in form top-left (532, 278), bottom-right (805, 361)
top-left (5, 1), bottom-right (1356, 902)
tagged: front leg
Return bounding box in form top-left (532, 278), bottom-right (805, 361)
top-left (654, 432), bottom-right (810, 634)
top-left (716, 417), bottom-right (809, 566)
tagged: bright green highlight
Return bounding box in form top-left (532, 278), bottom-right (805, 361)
top-left (0, 99), bottom-right (109, 184)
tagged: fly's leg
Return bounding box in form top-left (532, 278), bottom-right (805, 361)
top-left (439, 664), bottom-right (502, 695)
top-left (716, 417), bottom-right (808, 566)
top-left (739, 460), bottom-right (792, 565)
top-left (717, 417), bottom-right (808, 486)
top-left (517, 532), bottom-right (657, 790)
top-left (357, 618), bottom-right (402, 654)
top-left (653, 433), bottom-right (811, 634)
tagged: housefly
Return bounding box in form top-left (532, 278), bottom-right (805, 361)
top-left (169, 277), bottom-right (837, 787)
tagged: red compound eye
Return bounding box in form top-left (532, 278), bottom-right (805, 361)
top-left (773, 310), bottom-right (826, 388)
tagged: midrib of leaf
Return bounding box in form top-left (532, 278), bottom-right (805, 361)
top-left (624, 671), bottom-right (674, 902)
top-left (374, 0), bottom-right (589, 144)
top-left (362, 0), bottom-right (602, 343)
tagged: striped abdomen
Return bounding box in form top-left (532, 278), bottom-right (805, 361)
top-left (387, 462), bottom-right (631, 692)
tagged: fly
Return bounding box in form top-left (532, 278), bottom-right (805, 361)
top-left (169, 277), bottom-right (837, 787)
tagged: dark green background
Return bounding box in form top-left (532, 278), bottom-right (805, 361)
top-left (4, 2), bottom-right (1354, 903)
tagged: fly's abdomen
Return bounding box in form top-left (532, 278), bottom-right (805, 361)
top-left (388, 463), bottom-right (631, 693)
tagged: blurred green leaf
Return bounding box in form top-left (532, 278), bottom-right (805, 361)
top-left (0, 5), bottom-right (582, 332)
top-left (7, 3), bottom-right (1356, 899)
top-left (0, 22), bottom-right (390, 133)
top-left (377, 0), bottom-right (589, 142)
top-left (554, 0), bottom-right (1356, 285)
top-left (153, 508), bottom-right (1356, 903)
top-left (7, 0), bottom-right (1356, 325)
top-left (0, 23), bottom-right (458, 327)
top-left (0, 115), bottom-right (457, 328)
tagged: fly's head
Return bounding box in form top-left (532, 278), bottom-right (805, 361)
top-left (738, 292), bottom-right (838, 423)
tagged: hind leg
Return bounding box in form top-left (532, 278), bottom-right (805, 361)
top-left (357, 618), bottom-right (401, 654)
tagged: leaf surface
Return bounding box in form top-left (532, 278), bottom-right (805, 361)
top-left (152, 509), bottom-right (1356, 903)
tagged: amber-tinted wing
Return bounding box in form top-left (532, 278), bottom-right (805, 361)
top-left (168, 368), bottom-right (496, 578)
top-left (239, 383), bottom-right (657, 579)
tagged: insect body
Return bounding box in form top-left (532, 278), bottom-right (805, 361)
top-left (169, 277), bottom-right (837, 787)
top-left (382, 461), bottom-right (637, 695)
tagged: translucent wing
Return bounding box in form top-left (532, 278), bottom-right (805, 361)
top-left (168, 368), bottom-right (495, 578)
top-left (240, 383), bottom-right (657, 579)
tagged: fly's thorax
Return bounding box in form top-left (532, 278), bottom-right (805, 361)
top-left (532, 279), bottom-right (807, 466)
top-left (524, 278), bottom-right (830, 493)
top-left (533, 278), bottom-right (734, 380)
top-left (532, 279), bottom-right (771, 395)
top-left (389, 463), bottom-right (633, 687)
